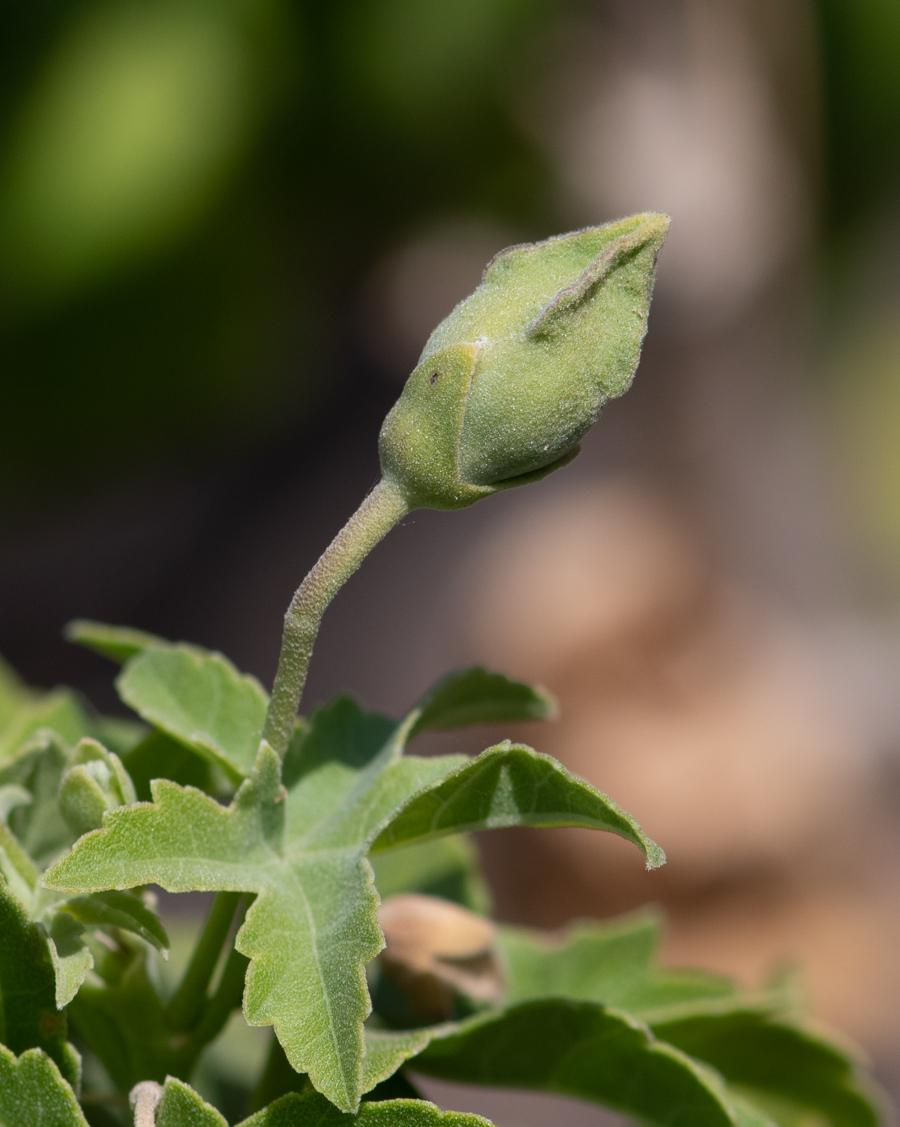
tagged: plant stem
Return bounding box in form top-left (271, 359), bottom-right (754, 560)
top-left (263, 477), bottom-right (409, 755)
top-left (166, 891), bottom-right (242, 1032)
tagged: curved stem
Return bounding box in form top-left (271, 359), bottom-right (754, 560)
top-left (263, 477), bottom-right (410, 756)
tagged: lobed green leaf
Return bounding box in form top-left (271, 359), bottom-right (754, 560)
top-left (116, 644), bottom-right (270, 782)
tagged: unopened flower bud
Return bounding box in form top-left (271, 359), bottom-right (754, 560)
top-left (59, 737), bottom-right (136, 837)
top-left (379, 212), bottom-right (669, 510)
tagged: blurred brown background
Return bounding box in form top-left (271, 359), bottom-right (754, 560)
top-left (3, 0), bottom-right (900, 1115)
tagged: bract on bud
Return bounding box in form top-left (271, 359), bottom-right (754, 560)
top-left (379, 212), bottom-right (668, 510)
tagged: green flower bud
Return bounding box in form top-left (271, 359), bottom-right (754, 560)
top-left (379, 212), bottom-right (668, 510)
top-left (59, 737), bottom-right (136, 837)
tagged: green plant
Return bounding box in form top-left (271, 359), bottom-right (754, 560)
top-left (0, 214), bottom-right (888, 1127)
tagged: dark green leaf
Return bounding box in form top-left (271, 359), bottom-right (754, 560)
top-left (0, 1045), bottom-right (88, 1126)
top-left (371, 835), bottom-right (491, 914)
top-left (651, 1007), bottom-right (885, 1127)
top-left (68, 946), bottom-right (194, 1091)
top-left (412, 1000), bottom-right (761, 1127)
top-left (122, 729), bottom-right (214, 802)
top-left (406, 668), bottom-right (555, 741)
top-left (239, 1091), bottom-right (491, 1127)
top-left (116, 645), bottom-right (269, 782)
top-left (64, 619), bottom-right (170, 664)
top-left (371, 741), bottom-right (665, 869)
top-left (0, 877), bottom-right (79, 1087)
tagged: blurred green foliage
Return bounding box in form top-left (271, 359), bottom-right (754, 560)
top-left (0, 0), bottom-right (554, 498)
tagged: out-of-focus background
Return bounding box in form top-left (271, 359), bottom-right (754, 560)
top-left (3, 0), bottom-right (900, 1119)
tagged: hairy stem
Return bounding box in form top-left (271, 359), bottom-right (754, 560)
top-left (263, 477), bottom-right (409, 755)
top-left (166, 891), bottom-right (242, 1032)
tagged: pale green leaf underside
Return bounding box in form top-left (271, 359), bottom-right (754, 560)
top-left (45, 701), bottom-right (662, 1111)
top-left (240, 1091), bottom-right (491, 1127)
top-left (372, 741), bottom-right (664, 869)
top-left (116, 644), bottom-right (269, 781)
top-left (0, 1046), bottom-right (88, 1127)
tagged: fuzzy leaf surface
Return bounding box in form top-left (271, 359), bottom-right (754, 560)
top-left (155, 1076), bottom-right (229, 1126)
top-left (116, 644), bottom-right (270, 781)
top-left (0, 1046), bottom-right (88, 1127)
top-left (240, 1091), bottom-right (491, 1127)
top-left (406, 668), bottom-right (555, 740)
top-left (372, 742), bottom-right (664, 869)
top-left (652, 1008), bottom-right (884, 1127)
top-left (410, 1000), bottom-right (761, 1127)
top-left (46, 697), bottom-right (661, 1111)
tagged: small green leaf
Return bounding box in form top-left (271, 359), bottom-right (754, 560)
top-left (371, 741), bottom-right (665, 869)
top-left (45, 910), bottom-right (94, 1010)
top-left (65, 618), bottom-right (170, 663)
top-left (371, 835), bottom-right (491, 914)
top-left (0, 1045), bottom-right (88, 1126)
top-left (651, 1007), bottom-right (885, 1127)
top-left (0, 878), bottom-right (78, 1087)
top-left (411, 1000), bottom-right (760, 1127)
top-left (499, 911), bottom-right (733, 1016)
top-left (239, 1091), bottom-right (491, 1127)
top-left (405, 668), bottom-right (555, 741)
top-left (59, 737), bottom-right (137, 837)
top-left (156, 1076), bottom-right (228, 1126)
top-left (58, 890), bottom-right (169, 952)
top-left (116, 644), bottom-right (269, 781)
